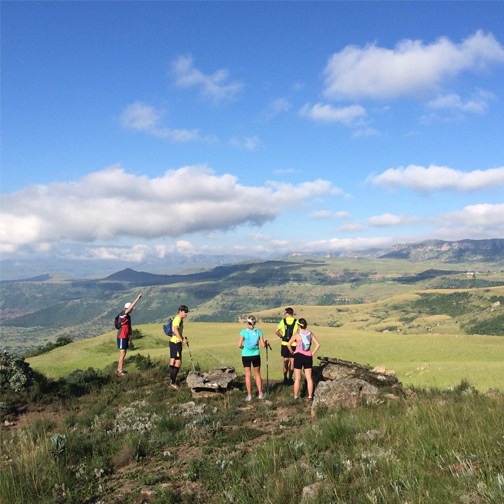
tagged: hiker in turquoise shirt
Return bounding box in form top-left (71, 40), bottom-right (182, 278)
top-left (239, 315), bottom-right (269, 401)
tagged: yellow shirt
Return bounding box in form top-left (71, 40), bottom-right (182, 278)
top-left (278, 317), bottom-right (299, 346)
top-left (169, 315), bottom-right (184, 344)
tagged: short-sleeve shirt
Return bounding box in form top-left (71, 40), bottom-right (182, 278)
top-left (240, 328), bottom-right (263, 357)
top-left (117, 312), bottom-right (131, 339)
top-left (170, 315), bottom-right (184, 344)
top-left (277, 317), bottom-right (299, 346)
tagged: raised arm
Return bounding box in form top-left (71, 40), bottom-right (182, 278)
top-left (125, 292), bottom-right (143, 315)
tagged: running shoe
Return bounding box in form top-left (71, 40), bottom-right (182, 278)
top-left (170, 383), bottom-right (179, 390)
top-left (245, 394), bottom-right (252, 401)
top-left (116, 369), bottom-right (126, 377)
top-left (306, 397), bottom-right (313, 402)
top-left (258, 393), bottom-right (265, 399)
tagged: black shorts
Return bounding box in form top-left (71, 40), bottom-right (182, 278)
top-left (281, 344), bottom-right (294, 358)
top-left (294, 353), bottom-right (313, 370)
top-left (169, 341), bottom-right (182, 360)
top-left (242, 355), bottom-right (261, 368)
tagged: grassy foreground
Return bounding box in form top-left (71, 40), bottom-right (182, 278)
top-left (27, 322), bottom-right (504, 390)
top-left (1, 361), bottom-right (503, 504)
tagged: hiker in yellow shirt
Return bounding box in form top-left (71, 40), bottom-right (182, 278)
top-left (274, 307), bottom-right (299, 385)
top-left (169, 305), bottom-right (189, 390)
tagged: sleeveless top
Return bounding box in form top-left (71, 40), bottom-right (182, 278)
top-left (294, 329), bottom-right (312, 356)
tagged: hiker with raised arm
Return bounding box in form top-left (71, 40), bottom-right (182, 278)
top-left (168, 305), bottom-right (189, 390)
top-left (115, 293), bottom-right (143, 377)
top-left (239, 315), bottom-right (268, 401)
top-left (275, 307), bottom-right (299, 385)
top-left (288, 318), bottom-right (320, 402)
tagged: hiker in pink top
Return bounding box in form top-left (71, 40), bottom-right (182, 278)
top-left (288, 318), bottom-right (320, 402)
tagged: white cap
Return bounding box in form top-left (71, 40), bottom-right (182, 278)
top-left (124, 302), bottom-right (132, 310)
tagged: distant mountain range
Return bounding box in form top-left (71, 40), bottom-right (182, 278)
top-left (1, 239), bottom-right (503, 284)
top-left (379, 239), bottom-right (504, 262)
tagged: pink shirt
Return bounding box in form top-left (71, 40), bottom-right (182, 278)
top-left (294, 330), bottom-right (312, 356)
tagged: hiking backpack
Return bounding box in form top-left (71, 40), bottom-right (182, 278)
top-left (163, 318), bottom-right (174, 336)
top-left (114, 311), bottom-right (124, 330)
top-left (300, 331), bottom-right (312, 351)
top-left (282, 318), bottom-right (297, 342)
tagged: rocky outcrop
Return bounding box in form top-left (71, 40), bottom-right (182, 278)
top-left (186, 366), bottom-right (237, 398)
top-left (312, 378), bottom-right (380, 410)
top-left (311, 357), bottom-right (402, 412)
top-left (315, 357), bottom-right (401, 388)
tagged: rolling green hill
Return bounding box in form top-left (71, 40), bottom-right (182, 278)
top-left (1, 254), bottom-right (504, 354)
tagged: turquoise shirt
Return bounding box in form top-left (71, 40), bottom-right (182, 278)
top-left (240, 328), bottom-right (263, 357)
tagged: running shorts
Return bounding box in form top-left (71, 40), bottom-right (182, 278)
top-left (281, 344), bottom-right (294, 358)
top-left (242, 355), bottom-right (261, 368)
top-left (294, 353), bottom-right (313, 370)
top-left (169, 341), bottom-right (182, 360)
top-left (117, 337), bottom-right (129, 350)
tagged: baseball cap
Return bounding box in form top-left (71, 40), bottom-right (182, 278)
top-left (124, 302), bottom-right (132, 310)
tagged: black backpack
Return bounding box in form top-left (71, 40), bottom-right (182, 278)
top-left (114, 311), bottom-right (125, 330)
top-left (282, 318), bottom-right (297, 342)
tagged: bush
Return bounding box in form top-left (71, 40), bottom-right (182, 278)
top-left (0, 351), bottom-right (33, 392)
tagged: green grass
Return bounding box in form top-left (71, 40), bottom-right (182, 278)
top-left (27, 322), bottom-right (504, 390)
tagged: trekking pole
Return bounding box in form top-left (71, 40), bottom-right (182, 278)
top-left (266, 341), bottom-right (272, 395)
top-left (186, 341), bottom-right (196, 373)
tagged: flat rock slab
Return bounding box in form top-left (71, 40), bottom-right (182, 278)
top-left (186, 366), bottom-right (237, 397)
top-left (317, 357), bottom-right (401, 388)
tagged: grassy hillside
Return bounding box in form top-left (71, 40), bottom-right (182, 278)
top-left (2, 257), bottom-right (504, 354)
top-left (27, 321), bottom-right (504, 390)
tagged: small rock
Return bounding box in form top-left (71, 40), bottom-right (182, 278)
top-left (356, 428), bottom-right (383, 441)
top-left (403, 389), bottom-right (418, 400)
top-left (372, 365), bottom-right (386, 373)
top-left (178, 401), bottom-right (196, 410)
top-left (302, 482), bottom-right (322, 501)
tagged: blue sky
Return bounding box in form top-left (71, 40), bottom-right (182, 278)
top-left (2, 1), bottom-right (504, 263)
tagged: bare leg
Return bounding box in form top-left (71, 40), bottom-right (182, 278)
top-left (283, 357), bottom-right (289, 379)
top-left (253, 365), bottom-right (262, 395)
top-left (118, 349), bottom-right (126, 370)
top-left (293, 368), bottom-right (302, 397)
top-left (289, 357), bottom-right (295, 380)
top-left (304, 368), bottom-right (313, 397)
top-left (244, 367), bottom-right (252, 396)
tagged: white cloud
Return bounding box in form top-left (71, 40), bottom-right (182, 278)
top-left (426, 91), bottom-right (494, 114)
top-left (309, 210), bottom-right (352, 219)
top-left (430, 203), bottom-right (504, 240)
top-left (336, 221), bottom-right (368, 232)
top-left (309, 210), bottom-right (332, 219)
top-left (334, 211), bottom-right (351, 219)
top-left (368, 164), bottom-right (504, 192)
top-left (264, 98), bottom-right (292, 120)
top-left (300, 102), bottom-right (367, 127)
top-left (367, 213), bottom-right (421, 227)
top-left (273, 168), bottom-right (301, 175)
top-left (323, 31), bottom-right (504, 100)
top-left (172, 54), bottom-right (243, 103)
top-left (120, 102), bottom-right (201, 142)
top-left (229, 136), bottom-right (260, 151)
top-left (0, 164), bottom-right (341, 254)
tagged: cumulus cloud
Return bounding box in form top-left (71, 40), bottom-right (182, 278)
top-left (336, 221), bottom-right (367, 232)
top-left (120, 102), bottom-right (201, 142)
top-left (172, 54), bottom-right (243, 103)
top-left (0, 164), bottom-right (342, 254)
top-left (309, 210), bottom-right (352, 219)
top-left (368, 164), bottom-right (504, 192)
top-left (367, 213), bottom-right (421, 227)
top-left (300, 102), bottom-right (367, 127)
top-left (323, 31), bottom-right (504, 100)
